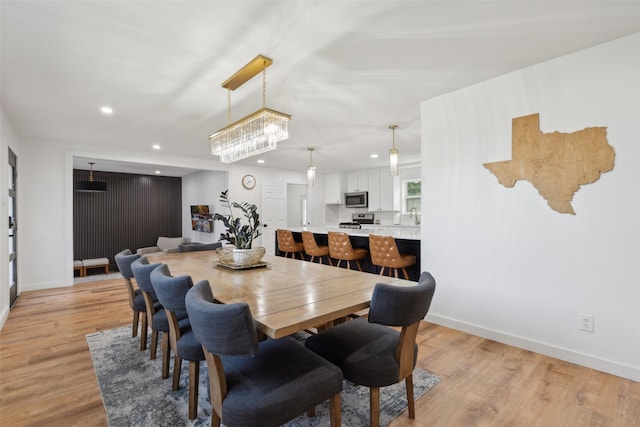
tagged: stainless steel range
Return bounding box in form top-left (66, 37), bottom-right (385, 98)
top-left (339, 213), bottom-right (374, 229)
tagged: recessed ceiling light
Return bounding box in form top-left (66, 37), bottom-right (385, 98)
top-left (370, 153), bottom-right (379, 159)
top-left (100, 106), bottom-right (113, 114)
top-left (155, 170), bottom-right (161, 174)
top-left (152, 144), bottom-right (161, 150)
top-left (257, 159), bottom-right (265, 164)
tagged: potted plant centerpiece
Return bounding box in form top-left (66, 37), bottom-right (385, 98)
top-left (213, 190), bottom-right (265, 266)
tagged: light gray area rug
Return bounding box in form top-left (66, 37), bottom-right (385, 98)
top-left (87, 326), bottom-right (440, 427)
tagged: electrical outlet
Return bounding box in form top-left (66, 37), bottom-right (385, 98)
top-left (579, 313), bottom-right (594, 333)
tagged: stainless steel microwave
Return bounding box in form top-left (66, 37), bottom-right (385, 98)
top-left (345, 191), bottom-right (368, 208)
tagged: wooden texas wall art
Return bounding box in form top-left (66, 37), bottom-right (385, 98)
top-left (483, 113), bottom-right (615, 215)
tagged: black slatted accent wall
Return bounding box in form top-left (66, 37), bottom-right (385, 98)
top-left (73, 170), bottom-right (182, 272)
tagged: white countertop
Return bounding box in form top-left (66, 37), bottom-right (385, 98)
top-left (288, 225), bottom-right (421, 240)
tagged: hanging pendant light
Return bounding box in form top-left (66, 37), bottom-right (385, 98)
top-left (75, 162), bottom-right (107, 192)
top-left (307, 147), bottom-right (316, 187)
top-left (389, 124), bottom-right (399, 176)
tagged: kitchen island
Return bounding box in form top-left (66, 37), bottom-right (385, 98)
top-left (276, 226), bottom-right (421, 281)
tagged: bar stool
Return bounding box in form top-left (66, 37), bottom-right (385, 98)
top-left (301, 231), bottom-right (333, 265)
top-left (368, 234), bottom-right (416, 280)
top-left (277, 229), bottom-right (305, 260)
top-left (328, 231), bottom-right (368, 271)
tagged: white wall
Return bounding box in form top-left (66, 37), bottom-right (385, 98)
top-left (2, 130), bottom-right (307, 297)
top-left (13, 137), bottom-right (226, 292)
top-left (225, 166), bottom-right (307, 248)
top-left (306, 175), bottom-right (325, 226)
top-left (18, 138), bottom-right (70, 291)
top-left (182, 170), bottom-right (228, 243)
top-left (421, 33), bottom-right (640, 381)
top-left (182, 170), bottom-right (310, 243)
top-left (0, 108), bottom-right (20, 328)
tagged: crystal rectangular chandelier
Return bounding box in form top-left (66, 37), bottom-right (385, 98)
top-left (209, 55), bottom-right (291, 163)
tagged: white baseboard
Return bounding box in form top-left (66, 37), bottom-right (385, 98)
top-left (425, 313), bottom-right (640, 383)
top-left (21, 279), bottom-right (71, 292)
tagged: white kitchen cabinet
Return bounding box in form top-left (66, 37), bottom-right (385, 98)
top-left (368, 169), bottom-right (381, 210)
top-left (367, 168), bottom-right (398, 211)
top-left (346, 170), bottom-right (368, 192)
top-left (324, 172), bottom-right (344, 204)
top-left (379, 168), bottom-right (396, 211)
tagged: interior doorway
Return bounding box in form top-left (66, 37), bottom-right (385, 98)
top-left (287, 184), bottom-right (307, 227)
top-left (8, 148), bottom-right (18, 308)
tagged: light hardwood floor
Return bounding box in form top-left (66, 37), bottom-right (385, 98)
top-left (1, 278), bottom-right (638, 426)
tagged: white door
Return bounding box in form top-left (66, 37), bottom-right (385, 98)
top-left (261, 183), bottom-right (286, 254)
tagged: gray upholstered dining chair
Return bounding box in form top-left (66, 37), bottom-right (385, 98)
top-left (131, 257), bottom-right (188, 379)
top-left (114, 249), bottom-right (146, 345)
top-left (185, 281), bottom-right (343, 427)
top-left (150, 264), bottom-right (204, 420)
top-left (305, 271), bottom-right (436, 427)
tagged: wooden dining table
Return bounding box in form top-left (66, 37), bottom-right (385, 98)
top-left (147, 251), bottom-right (417, 339)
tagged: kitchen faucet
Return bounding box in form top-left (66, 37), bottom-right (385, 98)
top-left (409, 207), bottom-right (420, 225)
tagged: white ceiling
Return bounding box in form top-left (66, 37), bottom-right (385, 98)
top-left (2, 1), bottom-right (639, 176)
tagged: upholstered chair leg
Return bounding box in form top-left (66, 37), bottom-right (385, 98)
top-left (139, 315), bottom-right (148, 351)
top-left (188, 361), bottom-right (199, 420)
top-left (132, 311), bottom-right (139, 338)
top-left (329, 393), bottom-right (341, 427)
top-left (326, 256), bottom-right (333, 266)
top-left (406, 374), bottom-right (415, 418)
top-left (370, 387), bottom-right (380, 427)
top-left (150, 330), bottom-right (158, 359)
top-left (161, 333), bottom-right (170, 379)
top-left (355, 260), bottom-right (362, 271)
top-left (402, 267), bottom-right (410, 280)
top-left (172, 355), bottom-right (182, 391)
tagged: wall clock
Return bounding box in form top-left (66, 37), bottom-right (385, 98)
top-left (242, 174), bottom-right (256, 190)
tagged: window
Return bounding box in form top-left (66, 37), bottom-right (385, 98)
top-left (403, 179), bottom-right (421, 214)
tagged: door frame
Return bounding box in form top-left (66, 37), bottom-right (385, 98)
top-left (8, 147), bottom-right (18, 308)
